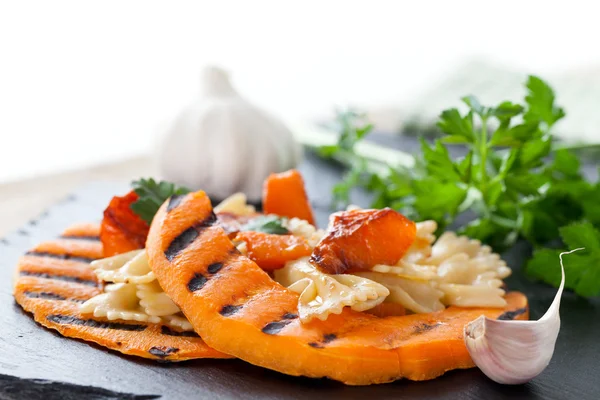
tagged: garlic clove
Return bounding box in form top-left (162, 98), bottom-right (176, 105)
top-left (464, 248), bottom-right (583, 385)
top-left (157, 65), bottom-right (302, 202)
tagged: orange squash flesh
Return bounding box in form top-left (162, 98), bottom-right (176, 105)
top-left (311, 208), bottom-right (417, 274)
top-left (263, 169), bottom-right (316, 225)
top-left (14, 222), bottom-right (231, 361)
top-left (100, 191), bottom-right (149, 257)
top-left (365, 302), bottom-right (407, 318)
top-left (235, 231), bottom-right (313, 271)
top-left (146, 191), bottom-right (529, 385)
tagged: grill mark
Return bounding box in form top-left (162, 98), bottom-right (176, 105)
top-left (498, 307), bottom-right (527, 321)
top-left (165, 227), bottom-right (199, 261)
top-left (187, 273), bottom-right (208, 292)
top-left (414, 323), bottom-right (440, 334)
top-left (323, 333), bottom-right (337, 343)
top-left (219, 304), bottom-right (243, 317)
top-left (46, 315), bottom-right (147, 331)
top-left (59, 235), bottom-right (100, 241)
top-left (19, 271), bottom-right (98, 287)
top-left (148, 346), bottom-right (179, 358)
top-left (24, 251), bottom-right (96, 263)
top-left (261, 320), bottom-right (291, 335)
top-left (167, 194), bottom-right (186, 212)
top-left (23, 291), bottom-right (86, 303)
top-left (24, 291), bottom-right (66, 301)
top-left (164, 213), bottom-right (218, 261)
top-left (282, 312), bottom-right (299, 320)
top-left (207, 262), bottom-right (224, 274)
top-left (308, 333), bottom-right (337, 349)
top-left (160, 326), bottom-right (200, 338)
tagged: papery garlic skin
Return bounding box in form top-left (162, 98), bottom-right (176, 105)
top-left (464, 248), bottom-right (582, 385)
top-left (157, 66), bottom-right (302, 202)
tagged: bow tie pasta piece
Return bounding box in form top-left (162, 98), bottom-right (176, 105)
top-left (402, 220), bottom-right (437, 264)
top-left (137, 281), bottom-right (182, 317)
top-left (214, 193), bottom-right (256, 216)
top-left (80, 283), bottom-right (162, 323)
top-left (371, 262), bottom-right (438, 281)
top-left (83, 249), bottom-right (195, 331)
top-left (162, 315), bottom-right (194, 332)
top-left (356, 272), bottom-right (445, 314)
top-left (284, 217), bottom-right (326, 248)
top-left (439, 282), bottom-right (507, 308)
top-left (274, 258), bottom-right (389, 322)
top-left (91, 249), bottom-right (155, 284)
top-left (429, 232), bottom-right (511, 278)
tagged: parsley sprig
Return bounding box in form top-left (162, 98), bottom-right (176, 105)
top-left (242, 215), bottom-right (289, 235)
top-left (318, 76), bottom-right (600, 297)
top-left (130, 178), bottom-right (191, 224)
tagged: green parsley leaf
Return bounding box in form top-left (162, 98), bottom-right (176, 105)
top-left (462, 95), bottom-right (488, 117)
top-left (491, 101), bottom-right (524, 120)
top-left (517, 136), bottom-right (552, 168)
top-left (437, 109), bottom-right (475, 143)
top-left (130, 178), bottom-right (191, 224)
top-left (314, 75), bottom-right (600, 296)
top-left (242, 215), bottom-right (289, 235)
top-left (527, 222), bottom-right (600, 297)
top-left (420, 139), bottom-right (462, 182)
top-left (412, 178), bottom-right (467, 227)
top-left (525, 248), bottom-right (563, 287)
top-left (582, 184), bottom-right (600, 225)
top-left (524, 75), bottom-right (566, 128)
top-left (456, 150), bottom-right (473, 183)
top-left (551, 149), bottom-right (581, 178)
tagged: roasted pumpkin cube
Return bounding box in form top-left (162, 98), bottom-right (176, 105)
top-left (100, 191), bottom-right (149, 257)
top-left (262, 169), bottom-right (315, 226)
top-left (310, 208), bottom-right (416, 274)
top-left (235, 231), bottom-right (312, 271)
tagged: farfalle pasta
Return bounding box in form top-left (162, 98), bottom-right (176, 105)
top-left (283, 217), bottom-right (326, 247)
top-left (81, 250), bottom-right (193, 331)
top-left (214, 192), bottom-right (256, 216)
top-left (357, 221), bottom-right (511, 313)
top-left (80, 283), bottom-right (162, 324)
top-left (92, 249), bottom-right (156, 284)
top-left (274, 217), bottom-right (513, 316)
top-left (274, 257), bottom-right (389, 322)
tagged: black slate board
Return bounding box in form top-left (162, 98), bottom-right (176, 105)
top-left (1, 152), bottom-right (599, 400)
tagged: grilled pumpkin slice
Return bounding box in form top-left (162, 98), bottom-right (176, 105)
top-left (13, 222), bottom-right (231, 361)
top-left (146, 191), bottom-right (529, 385)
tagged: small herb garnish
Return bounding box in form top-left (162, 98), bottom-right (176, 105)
top-left (316, 76), bottom-right (600, 296)
top-left (242, 215), bottom-right (289, 235)
top-left (130, 178), bottom-right (191, 224)
top-left (527, 222), bottom-right (600, 297)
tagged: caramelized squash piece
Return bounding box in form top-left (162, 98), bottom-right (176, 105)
top-left (310, 208), bottom-right (417, 274)
top-left (235, 231), bottom-right (312, 271)
top-left (263, 169), bottom-right (315, 225)
top-left (100, 191), bottom-right (149, 257)
top-left (146, 191), bottom-right (529, 385)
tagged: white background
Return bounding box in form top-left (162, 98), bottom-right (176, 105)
top-left (1, 0), bottom-right (599, 183)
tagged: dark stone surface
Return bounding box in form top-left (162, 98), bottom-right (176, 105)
top-left (0, 148), bottom-right (598, 399)
top-left (0, 374), bottom-right (159, 400)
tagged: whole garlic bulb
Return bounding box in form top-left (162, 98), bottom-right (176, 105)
top-left (157, 66), bottom-right (302, 202)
